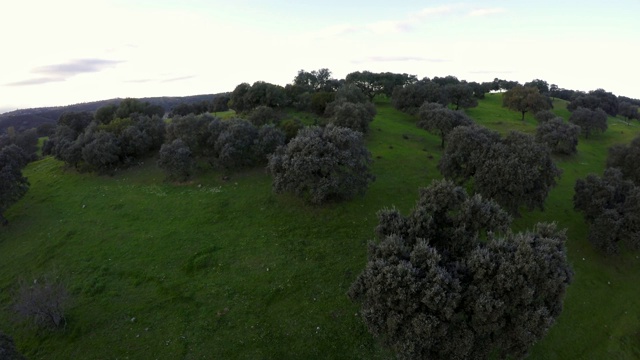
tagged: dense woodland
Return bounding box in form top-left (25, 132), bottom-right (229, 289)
top-left (1, 69), bottom-right (640, 359)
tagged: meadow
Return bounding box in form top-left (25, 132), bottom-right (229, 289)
top-left (1, 93), bottom-right (639, 359)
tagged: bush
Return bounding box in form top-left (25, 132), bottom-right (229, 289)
top-left (166, 114), bottom-right (212, 156)
top-left (574, 168), bottom-right (640, 254)
top-left (279, 118), bottom-right (303, 141)
top-left (214, 119), bottom-right (259, 169)
top-left (534, 110), bottom-right (557, 123)
top-left (247, 106), bottom-right (279, 126)
top-left (157, 139), bottom-right (195, 181)
top-left (268, 125), bottom-right (374, 204)
top-left (606, 134), bottom-right (640, 184)
top-left (327, 101), bottom-right (376, 134)
top-left (536, 118), bottom-right (581, 155)
top-left (82, 131), bottom-right (121, 173)
top-left (14, 276), bottom-right (70, 330)
top-left (253, 125), bottom-right (285, 163)
top-left (350, 180), bottom-right (573, 360)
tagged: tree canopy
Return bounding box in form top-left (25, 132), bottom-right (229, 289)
top-left (502, 85), bottom-right (551, 120)
top-left (569, 107), bottom-right (608, 138)
top-left (574, 168), bottom-right (640, 254)
top-left (0, 145), bottom-right (30, 225)
top-left (267, 125), bottom-right (374, 204)
top-left (350, 179), bottom-right (573, 360)
top-left (439, 128), bottom-right (561, 215)
top-left (417, 102), bottom-right (473, 148)
top-left (536, 118), bottom-right (581, 155)
top-left (606, 134), bottom-right (640, 184)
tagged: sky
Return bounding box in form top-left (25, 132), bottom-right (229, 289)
top-left (1, 0), bottom-right (639, 114)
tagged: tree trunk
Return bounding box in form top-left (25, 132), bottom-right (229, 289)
top-left (521, 111), bottom-right (526, 121)
top-left (441, 131), bottom-right (446, 148)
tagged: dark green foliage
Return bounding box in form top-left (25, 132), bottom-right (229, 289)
top-left (230, 82), bottom-right (288, 113)
top-left (119, 115), bottom-right (165, 160)
top-left (569, 107), bottom-right (608, 138)
top-left (247, 106), bottom-right (279, 126)
top-left (438, 125), bottom-right (500, 183)
top-left (607, 135), bottom-right (640, 184)
top-left (327, 101), bottom-right (376, 134)
top-left (293, 68), bottom-right (336, 92)
top-left (267, 125), bottom-right (374, 204)
top-left (492, 78), bottom-right (520, 91)
top-left (94, 104), bottom-right (118, 124)
top-left (618, 101), bottom-right (639, 123)
top-left (417, 102), bottom-right (473, 148)
top-left (157, 139), bottom-right (194, 181)
top-left (278, 118), bottom-right (303, 141)
top-left (345, 71), bottom-right (417, 100)
top-left (36, 122), bottom-right (56, 137)
top-left (211, 94), bottom-right (230, 113)
top-left (229, 82), bottom-right (252, 113)
top-left (169, 101), bottom-right (210, 117)
top-left (58, 111), bottom-right (93, 133)
top-left (309, 91), bottom-right (336, 115)
top-left (114, 98), bottom-right (164, 120)
top-left (165, 114), bottom-right (211, 155)
top-left (349, 180), bottom-right (573, 360)
top-left (574, 168), bottom-right (640, 254)
top-left (333, 83), bottom-right (368, 104)
top-left (0, 145), bottom-right (30, 225)
top-left (534, 110), bottom-right (557, 124)
top-left (97, 117), bottom-right (134, 135)
top-left (475, 131), bottom-right (561, 215)
top-left (253, 124), bottom-right (286, 163)
top-left (82, 131), bottom-right (121, 174)
top-left (536, 118), bottom-right (581, 155)
top-left (391, 80), bottom-right (441, 114)
top-left (524, 79), bottom-right (550, 94)
top-left (502, 85), bottom-right (551, 120)
top-left (214, 119), bottom-right (259, 169)
top-left (568, 89), bottom-right (618, 116)
top-left (51, 125), bottom-right (84, 168)
top-left (440, 127), bottom-right (561, 215)
top-left (0, 331), bottom-right (26, 360)
top-left (442, 83), bottom-right (478, 110)
top-left (14, 276), bottom-right (70, 329)
top-left (0, 128), bottom-right (38, 161)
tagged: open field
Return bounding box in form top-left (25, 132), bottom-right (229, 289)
top-left (1, 94), bottom-right (639, 359)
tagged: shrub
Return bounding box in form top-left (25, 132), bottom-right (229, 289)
top-left (574, 168), bottom-right (640, 254)
top-left (14, 277), bottom-right (70, 330)
top-left (327, 101), bottom-right (376, 134)
top-left (350, 180), bottom-right (573, 360)
top-left (247, 106), bottom-right (279, 126)
top-left (267, 125), bottom-right (374, 204)
top-left (157, 139), bottom-right (195, 182)
top-left (213, 119), bottom-right (259, 169)
top-left (253, 125), bottom-right (286, 163)
top-left (536, 118), bottom-right (581, 155)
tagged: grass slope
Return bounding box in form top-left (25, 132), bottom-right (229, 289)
top-left (0, 94), bottom-right (639, 359)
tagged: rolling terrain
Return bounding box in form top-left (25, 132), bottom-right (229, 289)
top-left (1, 94), bottom-right (639, 359)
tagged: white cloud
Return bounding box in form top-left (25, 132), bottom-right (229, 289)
top-left (467, 8), bottom-right (507, 17)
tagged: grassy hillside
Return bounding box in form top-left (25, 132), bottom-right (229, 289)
top-left (1, 94), bottom-right (639, 359)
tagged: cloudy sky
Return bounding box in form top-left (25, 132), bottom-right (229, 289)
top-left (1, 0), bottom-right (639, 113)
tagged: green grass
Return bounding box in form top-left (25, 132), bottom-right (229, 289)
top-left (1, 96), bottom-right (639, 359)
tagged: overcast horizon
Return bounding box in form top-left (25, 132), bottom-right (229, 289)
top-left (2, 0), bottom-right (639, 114)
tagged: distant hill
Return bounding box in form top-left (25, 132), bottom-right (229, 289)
top-left (0, 93), bottom-right (228, 134)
